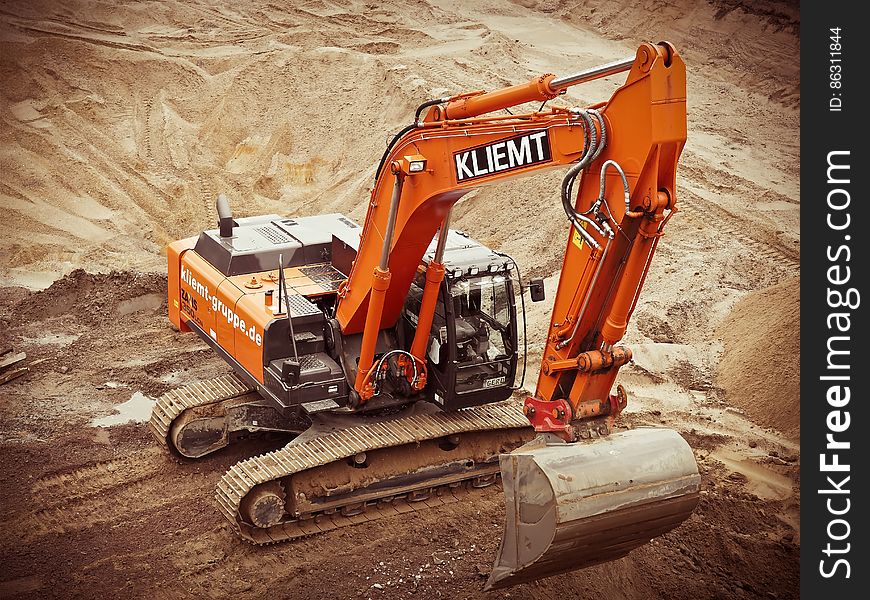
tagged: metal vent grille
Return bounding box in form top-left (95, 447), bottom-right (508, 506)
top-left (256, 225), bottom-right (294, 245)
top-left (299, 355), bottom-right (326, 372)
top-left (318, 279), bottom-right (342, 292)
top-left (299, 264), bottom-right (334, 278)
top-left (300, 264), bottom-right (346, 291)
top-left (282, 294), bottom-right (320, 318)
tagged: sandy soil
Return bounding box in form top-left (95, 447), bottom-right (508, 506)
top-left (1, 0), bottom-right (799, 598)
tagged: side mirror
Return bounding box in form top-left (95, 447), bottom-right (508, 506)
top-left (528, 278), bottom-right (545, 302)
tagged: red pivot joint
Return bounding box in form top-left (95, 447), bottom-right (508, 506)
top-left (523, 397), bottom-right (574, 441)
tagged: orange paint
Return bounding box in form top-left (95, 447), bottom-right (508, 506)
top-left (535, 43), bottom-right (686, 413)
top-left (172, 251), bottom-right (344, 385)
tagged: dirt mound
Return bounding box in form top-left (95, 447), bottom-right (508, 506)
top-left (716, 276), bottom-right (800, 440)
top-left (1, 0), bottom-right (799, 292)
top-left (12, 269), bottom-right (167, 326)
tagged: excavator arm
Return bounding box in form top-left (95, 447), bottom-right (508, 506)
top-left (486, 43), bottom-right (700, 589)
top-left (528, 41), bottom-right (685, 440)
top-left (336, 109), bottom-right (593, 399)
top-left (337, 42), bottom-right (685, 416)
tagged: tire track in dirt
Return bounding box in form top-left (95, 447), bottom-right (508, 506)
top-left (193, 169), bottom-right (217, 217)
top-left (4, 18), bottom-right (160, 54)
top-left (5, 447), bottom-right (208, 543)
top-left (36, 16), bottom-right (125, 36)
top-left (678, 192), bottom-right (799, 269)
top-left (185, 1), bottom-right (264, 33)
top-left (30, 450), bottom-right (162, 501)
top-left (137, 92), bottom-right (158, 170)
top-left (34, 109), bottom-right (181, 256)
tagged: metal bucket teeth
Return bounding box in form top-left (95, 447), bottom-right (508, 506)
top-left (486, 428), bottom-right (701, 591)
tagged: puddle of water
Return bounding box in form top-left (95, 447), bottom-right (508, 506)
top-left (90, 392), bottom-right (155, 428)
top-left (4, 267), bottom-right (63, 290)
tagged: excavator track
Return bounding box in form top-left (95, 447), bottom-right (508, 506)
top-left (215, 401), bottom-right (533, 545)
top-left (148, 374), bottom-right (255, 458)
top-left (150, 375), bottom-right (534, 543)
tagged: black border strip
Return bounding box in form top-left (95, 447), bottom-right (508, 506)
top-left (801, 3), bottom-right (869, 596)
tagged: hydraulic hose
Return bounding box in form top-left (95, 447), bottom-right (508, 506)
top-left (560, 109), bottom-right (609, 248)
top-left (561, 109), bottom-right (606, 209)
top-left (365, 349), bottom-right (424, 396)
top-left (374, 98), bottom-right (449, 181)
top-left (599, 159), bottom-right (631, 211)
top-left (414, 97), bottom-right (450, 124)
top-left (374, 123), bottom-right (417, 182)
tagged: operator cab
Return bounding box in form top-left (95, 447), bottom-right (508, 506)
top-left (403, 231), bottom-right (519, 411)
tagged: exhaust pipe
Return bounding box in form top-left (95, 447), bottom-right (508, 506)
top-left (486, 427), bottom-right (700, 590)
top-left (216, 194), bottom-right (234, 238)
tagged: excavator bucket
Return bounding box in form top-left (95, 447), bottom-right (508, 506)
top-left (486, 427), bottom-right (700, 590)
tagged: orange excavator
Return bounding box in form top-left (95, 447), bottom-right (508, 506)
top-left (150, 42), bottom-right (700, 589)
